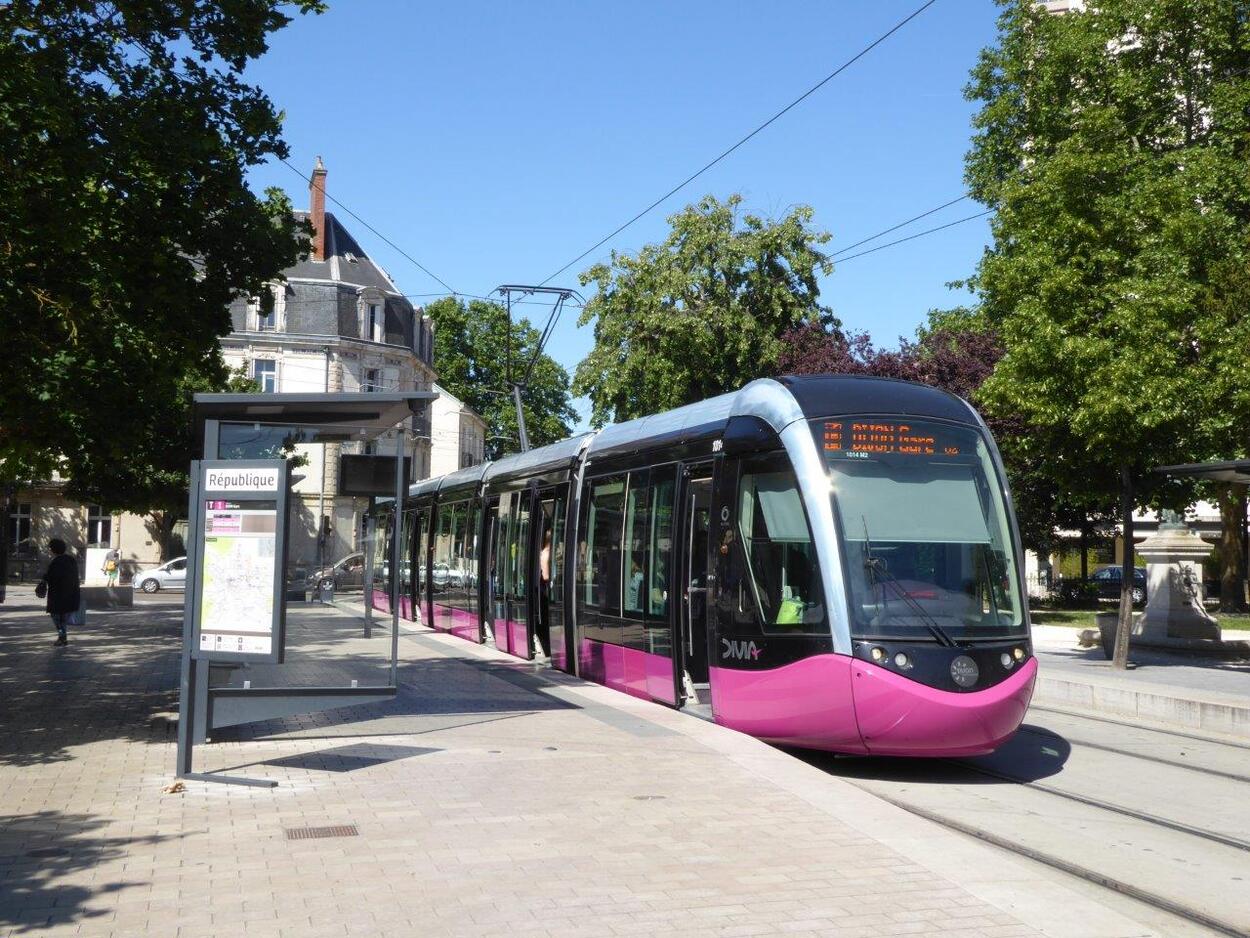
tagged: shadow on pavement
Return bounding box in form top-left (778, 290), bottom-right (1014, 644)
top-left (0, 590), bottom-right (184, 768)
top-left (0, 810), bottom-right (176, 933)
top-left (788, 722), bottom-right (1071, 785)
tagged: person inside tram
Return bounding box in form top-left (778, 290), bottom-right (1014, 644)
top-left (536, 526), bottom-right (552, 657)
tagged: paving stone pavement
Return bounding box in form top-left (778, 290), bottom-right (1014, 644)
top-left (0, 587), bottom-right (1152, 937)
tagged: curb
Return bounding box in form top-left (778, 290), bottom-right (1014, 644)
top-left (1033, 673), bottom-right (1250, 741)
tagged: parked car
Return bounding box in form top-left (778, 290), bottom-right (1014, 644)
top-left (305, 553), bottom-right (366, 593)
top-left (134, 557), bottom-right (188, 593)
top-left (1090, 565), bottom-right (1147, 604)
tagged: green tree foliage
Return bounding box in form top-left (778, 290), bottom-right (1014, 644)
top-left (0, 1), bottom-right (319, 494)
top-left (574, 194), bottom-right (835, 426)
top-left (965, 0), bottom-right (1250, 657)
top-left (425, 297), bottom-right (577, 460)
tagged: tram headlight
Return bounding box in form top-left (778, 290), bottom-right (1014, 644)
top-left (1000, 652), bottom-right (1014, 669)
top-left (871, 647), bottom-right (886, 662)
top-left (893, 652), bottom-right (911, 670)
top-left (1013, 647), bottom-right (1025, 661)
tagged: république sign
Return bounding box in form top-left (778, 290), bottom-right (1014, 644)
top-left (204, 468), bottom-right (281, 492)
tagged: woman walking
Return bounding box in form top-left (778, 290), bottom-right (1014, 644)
top-left (38, 539), bottom-right (80, 647)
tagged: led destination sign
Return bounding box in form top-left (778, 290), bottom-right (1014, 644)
top-left (820, 420), bottom-right (964, 460)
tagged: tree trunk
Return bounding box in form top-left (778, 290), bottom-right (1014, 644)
top-left (0, 487), bottom-right (10, 604)
top-left (1112, 466), bottom-right (1134, 670)
top-left (1216, 483), bottom-right (1247, 613)
top-left (156, 511), bottom-right (179, 561)
top-left (1078, 524), bottom-right (1089, 584)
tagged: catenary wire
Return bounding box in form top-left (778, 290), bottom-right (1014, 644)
top-left (537, 0), bottom-right (942, 286)
top-left (833, 210), bottom-right (993, 263)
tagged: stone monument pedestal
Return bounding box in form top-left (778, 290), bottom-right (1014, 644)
top-left (1137, 522), bottom-right (1219, 642)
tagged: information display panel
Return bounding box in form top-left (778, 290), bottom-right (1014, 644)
top-left (818, 418), bottom-right (967, 461)
top-left (191, 460), bottom-right (290, 664)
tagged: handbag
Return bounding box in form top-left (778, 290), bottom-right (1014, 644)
top-left (35, 580), bottom-right (47, 599)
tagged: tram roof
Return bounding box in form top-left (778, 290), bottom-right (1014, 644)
top-left (775, 374), bottom-right (976, 424)
top-left (409, 460), bottom-right (489, 499)
top-left (484, 433), bottom-right (592, 485)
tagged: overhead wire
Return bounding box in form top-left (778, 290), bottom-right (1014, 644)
top-left (537, 0), bottom-right (942, 286)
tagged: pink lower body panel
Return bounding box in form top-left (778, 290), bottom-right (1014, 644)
top-left (710, 656), bottom-right (865, 752)
top-left (852, 657), bottom-right (1038, 757)
top-left (709, 654), bottom-right (1037, 756)
top-left (578, 639), bottom-right (676, 705)
top-left (433, 604), bottom-right (480, 642)
top-left (398, 595), bottom-right (414, 622)
top-left (492, 618), bottom-right (529, 659)
top-left (370, 589), bottom-right (390, 615)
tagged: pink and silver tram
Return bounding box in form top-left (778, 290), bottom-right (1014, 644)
top-left (375, 376), bottom-right (1037, 756)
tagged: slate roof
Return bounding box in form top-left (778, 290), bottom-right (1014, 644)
top-left (287, 210), bottom-right (402, 295)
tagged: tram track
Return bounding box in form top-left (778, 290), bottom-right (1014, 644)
top-left (942, 757), bottom-right (1250, 853)
top-left (851, 781), bottom-right (1250, 938)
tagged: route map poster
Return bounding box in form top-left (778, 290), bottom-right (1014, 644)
top-left (198, 499), bottom-right (278, 656)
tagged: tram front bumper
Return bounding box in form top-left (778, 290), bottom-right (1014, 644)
top-left (851, 656), bottom-right (1038, 757)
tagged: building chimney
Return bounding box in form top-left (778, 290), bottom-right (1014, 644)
top-left (310, 156), bottom-right (327, 261)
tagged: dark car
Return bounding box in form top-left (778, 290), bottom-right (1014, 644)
top-left (306, 553), bottom-right (366, 593)
top-left (1090, 565), bottom-right (1147, 604)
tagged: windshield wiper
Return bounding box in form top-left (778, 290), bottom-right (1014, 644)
top-left (862, 517), bottom-right (956, 648)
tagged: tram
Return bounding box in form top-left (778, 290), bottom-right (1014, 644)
top-left (372, 375), bottom-right (1036, 756)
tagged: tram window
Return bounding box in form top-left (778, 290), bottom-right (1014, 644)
top-left (582, 476), bottom-right (625, 617)
top-left (738, 463), bottom-right (825, 632)
top-left (623, 471), bottom-right (649, 617)
top-left (461, 501), bottom-right (480, 611)
top-left (513, 494), bottom-right (531, 599)
top-left (648, 469), bottom-right (676, 621)
top-left (550, 496), bottom-right (565, 597)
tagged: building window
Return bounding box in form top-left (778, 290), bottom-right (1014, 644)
top-left (256, 308), bottom-right (275, 331)
top-left (364, 368), bottom-right (380, 393)
top-left (252, 359), bottom-right (277, 393)
top-left (9, 502), bottom-right (31, 550)
top-left (87, 505), bottom-right (112, 548)
top-left (365, 303), bottom-right (383, 342)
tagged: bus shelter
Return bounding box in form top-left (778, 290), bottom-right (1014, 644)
top-left (177, 390), bottom-right (435, 786)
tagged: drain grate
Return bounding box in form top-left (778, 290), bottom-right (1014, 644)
top-left (284, 825), bottom-right (358, 841)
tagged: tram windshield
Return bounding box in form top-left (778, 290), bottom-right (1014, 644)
top-left (812, 417), bottom-right (1025, 642)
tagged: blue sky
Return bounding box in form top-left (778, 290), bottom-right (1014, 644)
top-left (244, 0), bottom-right (1003, 426)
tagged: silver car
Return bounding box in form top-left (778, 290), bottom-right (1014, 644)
top-left (134, 557), bottom-right (188, 593)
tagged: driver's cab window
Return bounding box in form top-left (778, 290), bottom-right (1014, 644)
top-left (736, 458), bottom-right (825, 634)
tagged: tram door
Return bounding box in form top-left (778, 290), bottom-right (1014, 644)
top-left (490, 490), bottom-right (533, 660)
top-left (535, 491), bottom-right (567, 667)
top-left (680, 475), bottom-right (714, 691)
top-left (414, 506), bottom-right (432, 628)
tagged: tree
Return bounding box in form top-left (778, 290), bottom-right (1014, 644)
top-left (964, 0), bottom-right (1250, 665)
top-left (425, 297), bottom-right (577, 459)
top-left (575, 194), bottom-right (835, 426)
top-left (0, 2), bottom-right (319, 567)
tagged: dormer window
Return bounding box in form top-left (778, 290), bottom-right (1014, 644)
top-left (364, 302), bottom-right (383, 342)
top-left (256, 308), bottom-right (275, 332)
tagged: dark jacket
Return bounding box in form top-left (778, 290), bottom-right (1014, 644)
top-left (42, 554), bottom-right (81, 615)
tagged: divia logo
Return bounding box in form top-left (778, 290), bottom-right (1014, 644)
top-left (721, 639), bottom-right (762, 661)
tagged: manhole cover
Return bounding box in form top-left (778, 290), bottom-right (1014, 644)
top-left (284, 825), bottom-right (358, 841)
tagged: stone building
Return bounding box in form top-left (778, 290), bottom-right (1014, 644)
top-left (220, 158), bottom-right (438, 575)
top-left (429, 384), bottom-right (487, 479)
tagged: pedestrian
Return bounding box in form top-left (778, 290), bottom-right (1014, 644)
top-left (103, 547), bottom-right (120, 587)
top-left (37, 538), bottom-right (80, 647)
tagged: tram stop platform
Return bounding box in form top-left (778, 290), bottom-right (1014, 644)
top-left (0, 585), bottom-right (1212, 938)
top-left (1030, 624), bottom-right (1250, 741)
